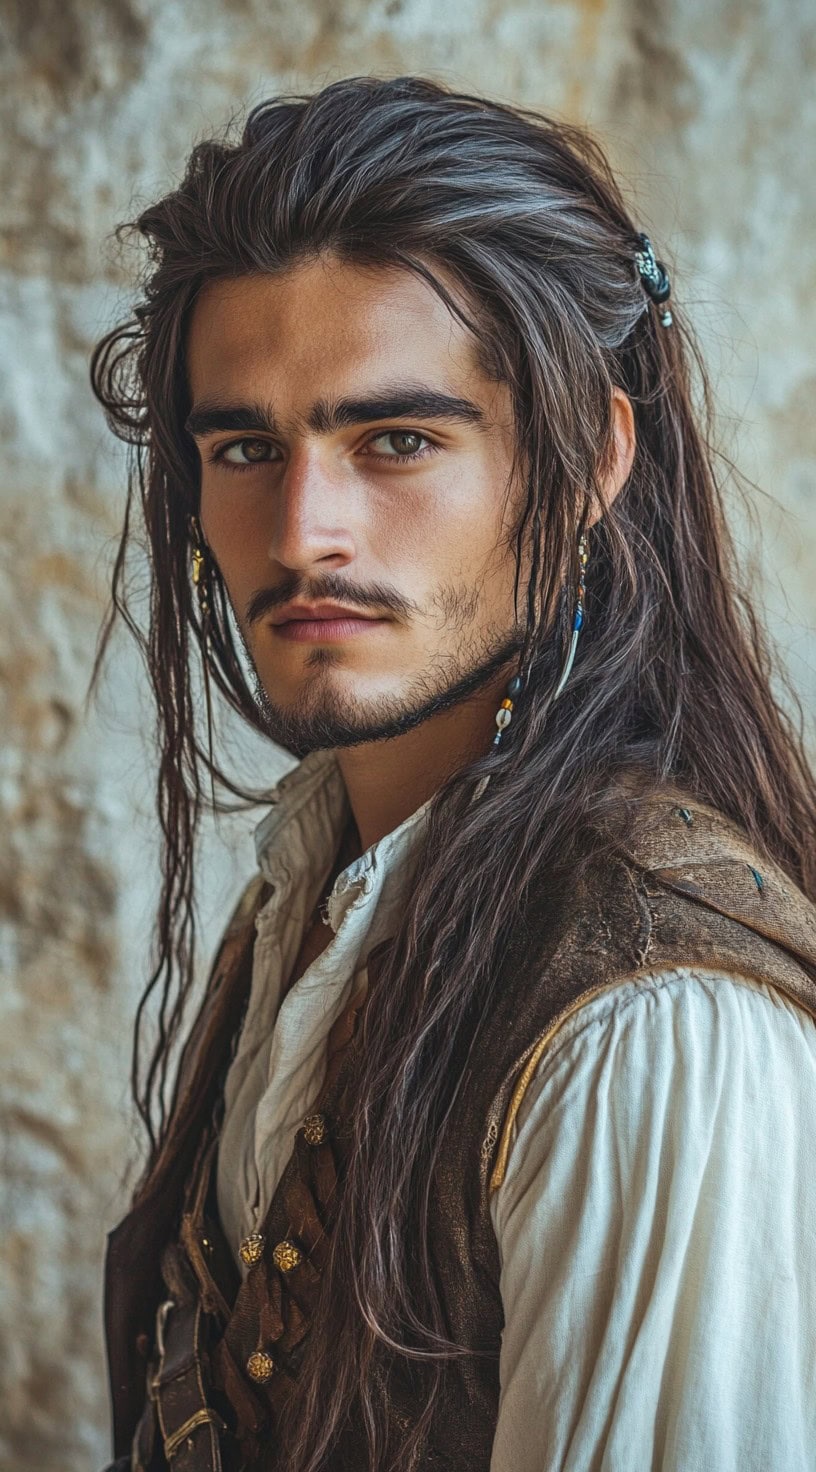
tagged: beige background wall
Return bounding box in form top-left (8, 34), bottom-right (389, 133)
top-left (1, 1), bottom-right (814, 1468)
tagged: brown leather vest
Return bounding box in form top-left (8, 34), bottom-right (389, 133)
top-left (102, 793), bottom-right (816, 1472)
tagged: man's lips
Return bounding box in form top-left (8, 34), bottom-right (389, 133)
top-left (270, 599), bottom-right (382, 624)
top-left (272, 614), bottom-right (390, 643)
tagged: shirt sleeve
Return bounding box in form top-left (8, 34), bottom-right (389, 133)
top-left (488, 968), bottom-right (816, 1472)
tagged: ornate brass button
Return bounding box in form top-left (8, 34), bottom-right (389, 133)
top-left (302, 1111), bottom-right (326, 1145)
top-left (239, 1231), bottom-right (265, 1267)
top-left (272, 1239), bottom-right (303, 1273)
top-left (246, 1349), bottom-right (276, 1383)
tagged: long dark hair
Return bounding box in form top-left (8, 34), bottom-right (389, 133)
top-left (90, 76), bottom-right (816, 1470)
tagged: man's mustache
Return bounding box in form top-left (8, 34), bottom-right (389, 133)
top-left (245, 579), bottom-right (416, 626)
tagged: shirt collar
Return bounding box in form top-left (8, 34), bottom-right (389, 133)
top-left (252, 748), bottom-right (490, 904)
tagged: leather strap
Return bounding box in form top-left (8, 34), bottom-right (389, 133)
top-left (152, 1297), bottom-right (226, 1470)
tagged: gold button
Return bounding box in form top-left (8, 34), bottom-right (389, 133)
top-left (239, 1231), bottom-right (265, 1267)
top-left (272, 1239), bottom-right (302, 1273)
top-left (302, 1112), bottom-right (326, 1145)
top-left (246, 1349), bottom-right (276, 1383)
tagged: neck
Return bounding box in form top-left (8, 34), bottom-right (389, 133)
top-left (334, 670), bottom-right (508, 854)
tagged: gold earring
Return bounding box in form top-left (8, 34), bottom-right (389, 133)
top-left (188, 513), bottom-right (213, 658)
top-left (188, 512), bottom-right (217, 805)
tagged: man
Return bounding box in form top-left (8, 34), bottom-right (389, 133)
top-left (92, 77), bottom-right (816, 1471)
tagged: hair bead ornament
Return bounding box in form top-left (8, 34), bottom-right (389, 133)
top-left (634, 232), bottom-right (673, 327)
top-left (492, 532), bottom-right (589, 749)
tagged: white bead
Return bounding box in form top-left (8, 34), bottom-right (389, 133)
top-left (495, 707), bottom-right (512, 730)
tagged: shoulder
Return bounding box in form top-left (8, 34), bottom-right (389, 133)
top-left (610, 789), bottom-right (816, 958)
top-left (520, 964), bottom-right (816, 1124)
top-left (189, 870), bottom-right (272, 1024)
top-left (205, 870), bottom-right (274, 989)
top-left (222, 870), bottom-right (273, 939)
top-left (518, 787), bottom-right (816, 1009)
top-left (590, 787), bottom-right (816, 949)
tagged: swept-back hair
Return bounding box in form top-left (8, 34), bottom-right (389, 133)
top-left (90, 75), bottom-right (816, 1470)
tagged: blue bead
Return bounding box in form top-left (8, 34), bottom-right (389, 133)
top-left (506, 674), bottom-right (524, 697)
top-left (573, 607), bottom-right (584, 632)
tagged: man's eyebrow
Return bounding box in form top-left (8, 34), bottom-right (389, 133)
top-left (183, 386), bottom-right (486, 440)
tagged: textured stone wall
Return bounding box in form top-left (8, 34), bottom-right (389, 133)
top-left (1, 1), bottom-right (814, 1467)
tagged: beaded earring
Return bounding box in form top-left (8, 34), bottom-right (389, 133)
top-left (551, 531), bottom-right (588, 700)
top-left (491, 531), bottom-right (588, 749)
top-left (492, 671), bottom-right (525, 747)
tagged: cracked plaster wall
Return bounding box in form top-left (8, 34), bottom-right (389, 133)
top-left (1, 1), bottom-right (814, 1467)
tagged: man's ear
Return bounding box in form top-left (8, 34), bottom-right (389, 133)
top-left (588, 388), bottom-right (636, 527)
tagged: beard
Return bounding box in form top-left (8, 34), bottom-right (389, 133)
top-left (239, 621), bottom-right (525, 760)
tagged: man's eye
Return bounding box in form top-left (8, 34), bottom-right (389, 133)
top-left (367, 431), bottom-right (430, 459)
top-left (209, 431), bottom-right (434, 470)
top-left (216, 438), bottom-right (277, 467)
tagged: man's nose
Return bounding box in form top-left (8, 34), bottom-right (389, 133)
top-left (267, 444), bottom-right (358, 571)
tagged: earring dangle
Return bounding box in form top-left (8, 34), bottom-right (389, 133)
top-left (189, 512), bottom-right (213, 657)
top-left (188, 512), bottom-right (217, 805)
top-left (551, 532), bottom-right (588, 700)
top-left (491, 532), bottom-right (589, 750)
top-left (492, 670), bottom-right (526, 748)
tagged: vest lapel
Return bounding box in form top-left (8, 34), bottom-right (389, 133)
top-left (105, 875), bottom-right (272, 1457)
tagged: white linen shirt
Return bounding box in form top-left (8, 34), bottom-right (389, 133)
top-left (216, 749), bottom-right (816, 1471)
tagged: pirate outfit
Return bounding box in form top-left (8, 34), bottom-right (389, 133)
top-left (102, 749), bottom-right (816, 1471)
top-left (98, 219), bottom-right (816, 1466)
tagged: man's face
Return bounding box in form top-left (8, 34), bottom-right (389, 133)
top-left (185, 255), bottom-right (525, 753)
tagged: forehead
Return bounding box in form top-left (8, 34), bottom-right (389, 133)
top-left (185, 255), bottom-right (488, 407)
